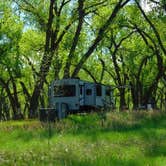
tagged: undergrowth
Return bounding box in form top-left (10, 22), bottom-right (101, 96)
top-left (0, 111), bottom-right (166, 166)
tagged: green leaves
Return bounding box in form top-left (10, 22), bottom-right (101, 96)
top-left (0, 3), bottom-right (23, 78)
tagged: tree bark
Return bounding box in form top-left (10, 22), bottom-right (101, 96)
top-left (29, 0), bottom-right (75, 118)
top-left (63, 0), bottom-right (84, 78)
top-left (0, 78), bottom-right (19, 119)
top-left (10, 74), bottom-right (23, 119)
top-left (71, 0), bottom-right (130, 77)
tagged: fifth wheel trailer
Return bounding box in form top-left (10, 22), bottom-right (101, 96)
top-left (40, 78), bottom-right (114, 120)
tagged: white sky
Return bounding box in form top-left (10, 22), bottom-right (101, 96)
top-left (140, 0), bottom-right (157, 12)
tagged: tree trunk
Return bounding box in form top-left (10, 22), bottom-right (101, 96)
top-left (10, 75), bottom-right (23, 119)
top-left (28, 0), bottom-right (73, 118)
top-left (63, 0), bottom-right (84, 78)
top-left (0, 78), bottom-right (20, 119)
top-left (71, 0), bottom-right (130, 77)
top-left (119, 88), bottom-right (126, 110)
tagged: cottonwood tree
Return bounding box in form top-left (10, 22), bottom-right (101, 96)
top-left (71, 0), bottom-right (130, 78)
top-left (15, 0), bottom-right (78, 117)
top-left (116, 1), bottom-right (166, 109)
top-left (134, 0), bottom-right (166, 108)
top-left (0, 3), bottom-right (24, 119)
top-left (15, 0), bottom-right (131, 117)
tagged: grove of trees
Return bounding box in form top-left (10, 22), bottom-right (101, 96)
top-left (0, 0), bottom-right (165, 120)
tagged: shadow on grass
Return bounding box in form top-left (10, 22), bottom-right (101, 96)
top-left (12, 126), bottom-right (56, 142)
top-left (57, 157), bottom-right (142, 166)
top-left (145, 142), bottom-right (166, 157)
top-left (140, 128), bottom-right (166, 158)
top-left (6, 111), bottom-right (166, 143)
top-left (66, 111), bottom-right (166, 133)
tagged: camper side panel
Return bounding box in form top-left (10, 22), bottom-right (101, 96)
top-left (51, 79), bottom-right (80, 111)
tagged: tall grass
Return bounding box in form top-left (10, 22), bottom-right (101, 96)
top-left (0, 111), bottom-right (166, 166)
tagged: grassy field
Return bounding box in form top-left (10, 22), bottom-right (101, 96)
top-left (0, 111), bottom-right (166, 166)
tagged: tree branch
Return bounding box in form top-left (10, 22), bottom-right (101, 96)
top-left (64, 0), bottom-right (85, 78)
top-left (71, 0), bottom-right (130, 77)
top-left (135, 0), bottom-right (166, 55)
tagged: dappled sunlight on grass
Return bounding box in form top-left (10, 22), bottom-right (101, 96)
top-left (1, 111), bottom-right (166, 165)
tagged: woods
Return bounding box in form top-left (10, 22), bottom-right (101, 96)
top-left (0, 0), bottom-right (166, 120)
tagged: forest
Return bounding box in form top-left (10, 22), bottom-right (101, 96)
top-left (0, 0), bottom-right (166, 120)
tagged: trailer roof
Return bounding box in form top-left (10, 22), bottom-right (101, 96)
top-left (53, 78), bottom-right (113, 89)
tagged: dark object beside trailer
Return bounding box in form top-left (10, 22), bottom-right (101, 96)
top-left (39, 108), bottom-right (57, 122)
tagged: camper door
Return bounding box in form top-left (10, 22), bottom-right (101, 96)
top-left (84, 83), bottom-right (95, 106)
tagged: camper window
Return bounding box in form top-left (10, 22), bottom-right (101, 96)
top-left (106, 89), bottom-right (111, 96)
top-left (86, 89), bottom-right (92, 95)
top-left (54, 85), bottom-right (76, 97)
top-left (96, 84), bottom-right (102, 96)
top-left (80, 85), bottom-right (83, 95)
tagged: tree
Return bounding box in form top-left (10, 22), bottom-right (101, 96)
top-left (71, 0), bottom-right (130, 77)
top-left (14, 0), bottom-right (131, 117)
top-left (0, 3), bottom-right (24, 119)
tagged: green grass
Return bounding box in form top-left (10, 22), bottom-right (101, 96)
top-left (1, 111), bottom-right (166, 165)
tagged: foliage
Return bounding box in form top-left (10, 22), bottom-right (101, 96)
top-left (0, 0), bottom-right (165, 119)
top-left (0, 5), bottom-right (23, 77)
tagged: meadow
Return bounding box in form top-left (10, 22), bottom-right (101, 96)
top-left (0, 111), bottom-right (166, 166)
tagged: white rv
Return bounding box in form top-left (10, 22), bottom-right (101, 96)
top-left (40, 78), bottom-right (114, 120)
